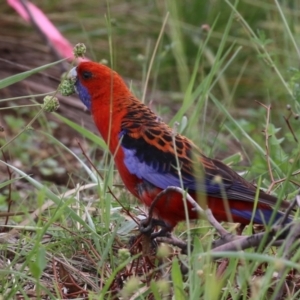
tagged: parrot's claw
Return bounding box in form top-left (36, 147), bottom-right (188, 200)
top-left (150, 227), bottom-right (172, 239)
top-left (139, 218), bottom-right (172, 238)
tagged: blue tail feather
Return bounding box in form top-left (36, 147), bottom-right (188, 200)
top-left (230, 208), bottom-right (291, 225)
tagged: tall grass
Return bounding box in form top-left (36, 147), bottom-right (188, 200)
top-left (1, 0), bottom-right (300, 299)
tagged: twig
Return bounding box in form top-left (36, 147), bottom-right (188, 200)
top-left (267, 170), bottom-right (300, 193)
top-left (211, 233), bottom-right (244, 249)
top-left (211, 222), bottom-right (294, 253)
top-left (143, 186), bottom-right (230, 237)
top-left (212, 228), bottom-right (279, 253)
top-left (278, 195), bottom-right (298, 226)
top-left (205, 208), bottom-right (231, 237)
top-left (156, 235), bottom-right (191, 254)
top-left (283, 106), bottom-right (299, 143)
top-left (283, 115), bottom-right (298, 143)
top-left (256, 104), bottom-right (300, 193)
top-left (153, 221), bottom-right (296, 259)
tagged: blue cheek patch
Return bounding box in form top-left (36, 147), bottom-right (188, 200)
top-left (75, 80), bottom-right (91, 110)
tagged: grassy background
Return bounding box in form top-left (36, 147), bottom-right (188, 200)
top-left (1, 0), bottom-right (300, 299)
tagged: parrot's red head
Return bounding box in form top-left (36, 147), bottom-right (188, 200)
top-left (68, 61), bottom-right (136, 148)
top-left (69, 62), bottom-right (131, 113)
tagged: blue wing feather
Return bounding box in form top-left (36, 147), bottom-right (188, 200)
top-left (122, 146), bottom-right (223, 192)
top-left (120, 130), bottom-right (229, 195)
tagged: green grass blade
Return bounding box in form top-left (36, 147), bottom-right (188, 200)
top-left (0, 59), bottom-right (66, 89)
top-left (0, 159), bottom-right (98, 233)
top-left (210, 93), bottom-right (285, 178)
top-left (0, 176), bottom-right (25, 189)
top-left (171, 259), bottom-right (185, 299)
top-left (54, 113), bottom-right (107, 150)
top-left (40, 131), bottom-right (98, 183)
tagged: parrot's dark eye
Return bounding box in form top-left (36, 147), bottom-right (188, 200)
top-left (82, 71), bottom-right (92, 79)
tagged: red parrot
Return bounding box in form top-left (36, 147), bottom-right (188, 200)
top-left (68, 61), bottom-right (290, 231)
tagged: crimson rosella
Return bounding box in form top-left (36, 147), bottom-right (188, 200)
top-left (68, 61), bottom-right (290, 231)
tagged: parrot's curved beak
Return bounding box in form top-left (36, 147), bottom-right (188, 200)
top-left (68, 67), bottom-right (77, 79)
top-left (68, 67), bottom-right (78, 94)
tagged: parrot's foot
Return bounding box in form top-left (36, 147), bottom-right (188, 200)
top-left (128, 234), bottom-right (158, 255)
top-left (137, 219), bottom-right (193, 255)
top-left (139, 218), bottom-right (172, 239)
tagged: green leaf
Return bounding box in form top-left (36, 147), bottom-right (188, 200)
top-left (0, 176), bottom-right (25, 190)
top-left (222, 152), bottom-right (243, 165)
top-left (0, 59), bottom-right (66, 89)
top-left (172, 259), bottom-right (185, 300)
top-left (54, 113), bottom-right (107, 150)
top-left (29, 247), bottom-right (47, 279)
top-left (150, 281), bottom-right (163, 300)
